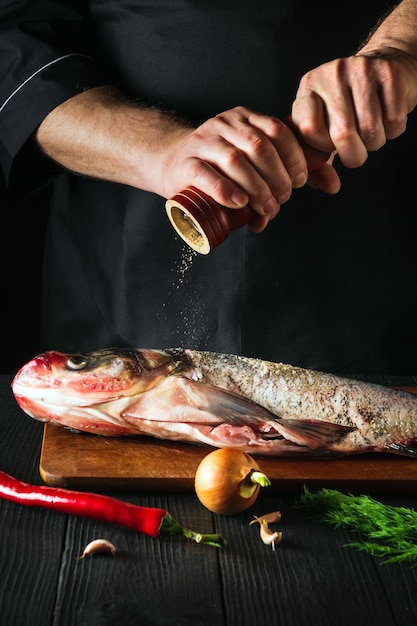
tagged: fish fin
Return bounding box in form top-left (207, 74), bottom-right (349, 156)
top-left (184, 379), bottom-right (279, 423)
top-left (274, 419), bottom-right (355, 450)
top-left (185, 381), bottom-right (355, 451)
top-left (383, 442), bottom-right (417, 457)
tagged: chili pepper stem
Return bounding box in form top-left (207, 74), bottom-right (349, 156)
top-left (159, 513), bottom-right (226, 548)
top-left (181, 528), bottom-right (227, 548)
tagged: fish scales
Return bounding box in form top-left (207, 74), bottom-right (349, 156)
top-left (10, 347), bottom-right (417, 457)
top-left (185, 350), bottom-right (417, 434)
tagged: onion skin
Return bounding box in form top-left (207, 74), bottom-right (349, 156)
top-left (194, 448), bottom-right (270, 515)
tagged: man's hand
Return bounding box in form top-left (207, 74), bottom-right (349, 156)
top-left (291, 0), bottom-right (417, 169)
top-left (36, 92), bottom-right (340, 233)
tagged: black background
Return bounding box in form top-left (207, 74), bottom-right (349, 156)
top-left (1, 176), bottom-right (50, 374)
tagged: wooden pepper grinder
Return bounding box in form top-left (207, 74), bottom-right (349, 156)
top-left (165, 117), bottom-right (331, 254)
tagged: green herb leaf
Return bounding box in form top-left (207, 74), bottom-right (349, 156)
top-left (296, 487), bottom-right (417, 565)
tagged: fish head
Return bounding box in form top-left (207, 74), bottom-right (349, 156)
top-left (11, 347), bottom-right (192, 426)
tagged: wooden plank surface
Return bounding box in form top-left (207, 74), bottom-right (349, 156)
top-left (5, 370), bottom-right (417, 626)
top-left (39, 386), bottom-right (417, 493)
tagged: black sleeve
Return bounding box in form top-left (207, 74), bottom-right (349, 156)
top-left (0, 1), bottom-right (109, 191)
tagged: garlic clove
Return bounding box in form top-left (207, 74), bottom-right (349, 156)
top-left (249, 510), bottom-right (281, 525)
top-left (259, 521), bottom-right (283, 551)
top-left (77, 538), bottom-right (116, 560)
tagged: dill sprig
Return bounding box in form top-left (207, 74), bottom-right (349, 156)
top-left (296, 487), bottom-right (417, 565)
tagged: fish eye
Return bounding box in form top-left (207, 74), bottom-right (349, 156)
top-left (66, 355), bottom-right (88, 370)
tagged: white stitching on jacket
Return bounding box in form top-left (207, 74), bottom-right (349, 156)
top-left (0, 54), bottom-right (93, 113)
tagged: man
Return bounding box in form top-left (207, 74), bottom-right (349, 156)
top-left (1, 0), bottom-right (417, 373)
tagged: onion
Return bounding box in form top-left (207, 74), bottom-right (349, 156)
top-left (194, 448), bottom-right (271, 515)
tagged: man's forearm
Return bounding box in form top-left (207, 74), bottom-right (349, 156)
top-left (34, 84), bottom-right (337, 212)
top-left (359, 0), bottom-right (417, 58)
top-left (34, 86), bottom-right (190, 195)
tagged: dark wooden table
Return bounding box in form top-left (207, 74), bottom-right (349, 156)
top-left (2, 373), bottom-right (417, 626)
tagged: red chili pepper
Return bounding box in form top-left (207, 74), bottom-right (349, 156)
top-left (0, 470), bottom-right (225, 547)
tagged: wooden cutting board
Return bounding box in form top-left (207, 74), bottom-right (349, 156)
top-left (39, 386), bottom-right (417, 493)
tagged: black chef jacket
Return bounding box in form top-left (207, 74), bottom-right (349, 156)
top-left (1, 0), bottom-right (416, 374)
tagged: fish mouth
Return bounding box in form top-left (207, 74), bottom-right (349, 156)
top-left (35, 352), bottom-right (52, 369)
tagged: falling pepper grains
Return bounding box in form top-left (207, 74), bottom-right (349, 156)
top-left (167, 244), bottom-right (209, 344)
top-left (173, 245), bottom-right (197, 289)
